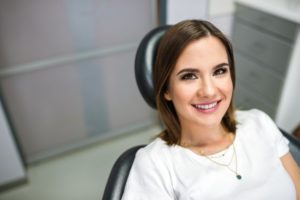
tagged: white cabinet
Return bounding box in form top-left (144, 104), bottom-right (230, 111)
top-left (232, 0), bottom-right (300, 132)
top-left (232, 3), bottom-right (296, 118)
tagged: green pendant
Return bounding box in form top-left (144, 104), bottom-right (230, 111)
top-left (236, 174), bottom-right (242, 180)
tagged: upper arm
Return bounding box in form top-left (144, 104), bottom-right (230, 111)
top-left (256, 110), bottom-right (300, 197)
top-left (281, 152), bottom-right (300, 199)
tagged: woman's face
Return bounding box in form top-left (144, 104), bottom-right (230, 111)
top-left (164, 36), bottom-right (233, 130)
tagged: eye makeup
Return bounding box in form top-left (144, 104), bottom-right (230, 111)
top-left (180, 72), bottom-right (198, 80)
top-left (176, 63), bottom-right (230, 80)
top-left (213, 66), bottom-right (229, 76)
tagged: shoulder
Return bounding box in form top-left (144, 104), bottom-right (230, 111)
top-left (235, 108), bottom-right (279, 142)
top-left (135, 137), bottom-right (172, 164)
top-left (123, 139), bottom-right (176, 199)
top-left (131, 137), bottom-right (173, 170)
top-left (236, 108), bottom-right (268, 122)
top-left (127, 138), bottom-right (175, 189)
top-left (235, 109), bottom-right (289, 156)
top-left (235, 108), bottom-right (272, 129)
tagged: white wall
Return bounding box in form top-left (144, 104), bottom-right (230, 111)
top-left (166, 0), bottom-right (208, 24)
top-left (166, 0), bottom-right (235, 37)
top-left (0, 100), bottom-right (26, 187)
top-left (276, 27), bottom-right (300, 132)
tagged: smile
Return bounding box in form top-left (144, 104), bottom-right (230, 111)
top-left (192, 100), bottom-right (220, 112)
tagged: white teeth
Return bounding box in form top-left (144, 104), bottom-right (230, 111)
top-left (195, 102), bottom-right (217, 110)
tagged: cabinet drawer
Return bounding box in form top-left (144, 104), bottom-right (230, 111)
top-left (235, 4), bottom-right (297, 42)
top-left (233, 21), bottom-right (291, 75)
top-left (235, 54), bottom-right (283, 105)
top-left (235, 85), bottom-right (276, 118)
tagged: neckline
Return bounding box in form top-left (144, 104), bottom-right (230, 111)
top-left (176, 130), bottom-right (239, 160)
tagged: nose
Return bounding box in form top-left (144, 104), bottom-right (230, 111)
top-left (197, 77), bottom-right (216, 98)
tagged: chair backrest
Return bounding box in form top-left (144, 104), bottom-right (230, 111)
top-left (135, 25), bottom-right (170, 109)
top-left (102, 145), bottom-right (145, 200)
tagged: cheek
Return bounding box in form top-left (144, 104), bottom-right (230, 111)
top-left (221, 79), bottom-right (233, 97)
top-left (169, 84), bottom-right (196, 103)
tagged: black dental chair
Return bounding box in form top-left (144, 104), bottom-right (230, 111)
top-left (102, 26), bottom-right (169, 200)
top-left (102, 26), bottom-right (300, 200)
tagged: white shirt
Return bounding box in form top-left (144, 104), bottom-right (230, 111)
top-left (122, 109), bottom-right (296, 200)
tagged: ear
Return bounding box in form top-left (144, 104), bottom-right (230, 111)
top-left (164, 90), bottom-right (172, 101)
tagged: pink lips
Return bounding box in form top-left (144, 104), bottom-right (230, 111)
top-left (192, 100), bottom-right (221, 114)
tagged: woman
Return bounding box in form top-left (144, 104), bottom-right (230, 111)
top-left (122, 20), bottom-right (300, 199)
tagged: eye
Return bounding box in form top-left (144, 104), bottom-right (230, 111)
top-left (180, 73), bottom-right (197, 80)
top-left (214, 67), bottom-right (228, 76)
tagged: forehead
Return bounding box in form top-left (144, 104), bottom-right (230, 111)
top-left (173, 36), bottom-right (228, 72)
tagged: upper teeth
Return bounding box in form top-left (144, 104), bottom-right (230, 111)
top-left (195, 102), bottom-right (217, 110)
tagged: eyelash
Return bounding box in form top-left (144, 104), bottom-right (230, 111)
top-left (180, 73), bottom-right (197, 80)
top-left (213, 67), bottom-right (228, 76)
top-left (180, 67), bottom-right (228, 80)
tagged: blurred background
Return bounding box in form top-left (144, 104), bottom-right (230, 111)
top-left (0, 0), bottom-right (299, 199)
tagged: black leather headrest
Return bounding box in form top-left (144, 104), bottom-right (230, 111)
top-left (135, 26), bottom-right (170, 109)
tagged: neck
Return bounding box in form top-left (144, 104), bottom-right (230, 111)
top-left (180, 123), bottom-right (229, 148)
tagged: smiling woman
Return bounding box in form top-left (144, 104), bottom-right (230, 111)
top-left (121, 20), bottom-right (300, 200)
top-left (164, 36), bottom-right (233, 146)
top-left (155, 20), bottom-right (236, 147)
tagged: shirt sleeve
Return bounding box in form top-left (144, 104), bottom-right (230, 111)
top-left (259, 110), bottom-right (290, 158)
top-left (121, 147), bottom-right (174, 200)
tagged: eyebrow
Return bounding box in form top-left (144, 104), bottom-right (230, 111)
top-left (176, 63), bottom-right (229, 76)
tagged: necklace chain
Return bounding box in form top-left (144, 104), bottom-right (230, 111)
top-left (200, 143), bottom-right (242, 180)
top-left (180, 133), bottom-right (242, 180)
top-left (205, 145), bottom-right (231, 159)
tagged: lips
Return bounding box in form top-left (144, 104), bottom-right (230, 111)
top-left (192, 100), bottom-right (221, 111)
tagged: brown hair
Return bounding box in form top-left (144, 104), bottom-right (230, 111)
top-left (154, 19), bottom-right (237, 145)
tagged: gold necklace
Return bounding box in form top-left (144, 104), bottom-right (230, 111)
top-left (200, 143), bottom-right (242, 180)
